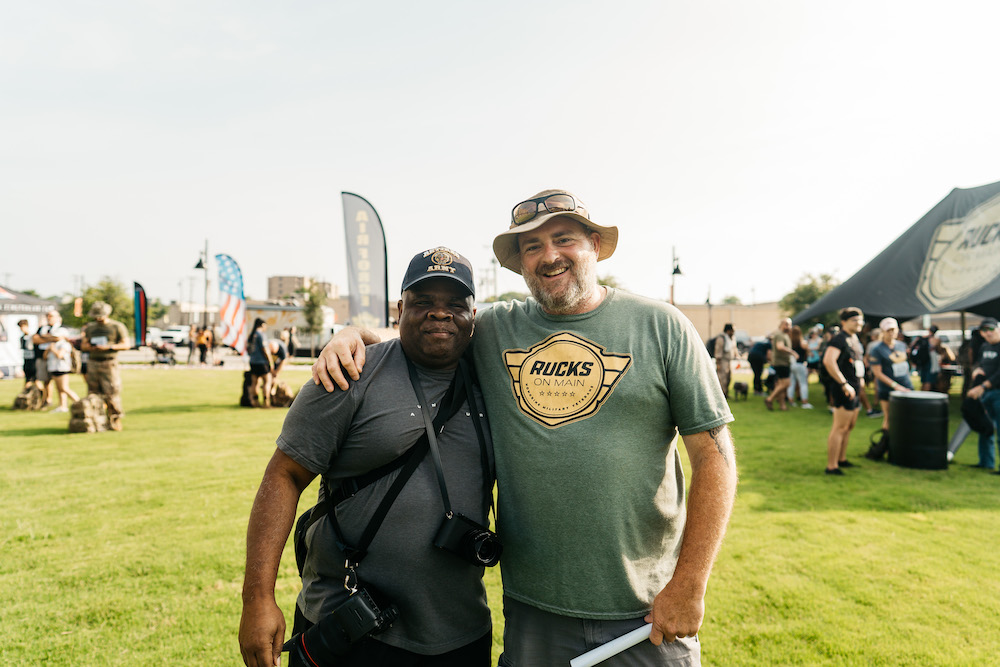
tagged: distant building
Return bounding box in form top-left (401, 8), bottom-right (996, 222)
top-left (676, 301), bottom-right (784, 342)
top-left (267, 276), bottom-right (338, 301)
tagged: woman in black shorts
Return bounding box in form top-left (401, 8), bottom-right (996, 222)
top-left (822, 307), bottom-right (866, 475)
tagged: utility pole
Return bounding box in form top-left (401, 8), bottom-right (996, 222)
top-left (670, 247), bottom-right (682, 305)
top-left (194, 240), bottom-right (210, 327)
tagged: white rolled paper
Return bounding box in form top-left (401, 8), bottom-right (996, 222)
top-left (569, 623), bottom-right (653, 667)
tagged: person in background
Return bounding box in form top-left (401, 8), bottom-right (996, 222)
top-left (45, 325), bottom-right (79, 412)
top-left (268, 338), bottom-right (288, 382)
top-left (823, 308), bottom-right (866, 475)
top-left (930, 335), bottom-right (956, 394)
top-left (33, 309), bottom-right (65, 408)
top-left (867, 317), bottom-right (913, 433)
top-left (766, 318), bottom-right (796, 411)
top-left (787, 325), bottom-right (812, 409)
top-left (18, 319), bottom-right (37, 389)
top-left (713, 323), bottom-right (737, 399)
top-left (81, 301), bottom-right (131, 431)
top-left (965, 317), bottom-right (1000, 472)
top-left (247, 319), bottom-right (273, 408)
top-left (277, 330), bottom-right (292, 372)
top-left (805, 326), bottom-right (823, 379)
top-left (854, 327), bottom-right (880, 419)
top-left (747, 338), bottom-right (771, 396)
top-left (910, 324), bottom-right (938, 391)
top-left (188, 325), bottom-right (199, 365)
top-left (960, 328), bottom-right (986, 397)
top-left (197, 326), bottom-right (211, 366)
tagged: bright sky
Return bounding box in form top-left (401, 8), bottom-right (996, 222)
top-left (4, 1), bottom-right (1000, 314)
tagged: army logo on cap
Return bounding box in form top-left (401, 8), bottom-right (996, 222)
top-left (430, 250), bottom-right (454, 266)
top-left (503, 332), bottom-right (632, 428)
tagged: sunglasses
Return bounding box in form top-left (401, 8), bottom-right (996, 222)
top-left (511, 194), bottom-right (587, 226)
top-left (982, 326), bottom-right (997, 332)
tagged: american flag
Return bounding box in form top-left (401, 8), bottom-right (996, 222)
top-left (215, 254), bottom-right (248, 355)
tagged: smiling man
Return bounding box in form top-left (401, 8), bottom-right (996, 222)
top-left (240, 248), bottom-right (495, 667)
top-left (315, 189), bottom-right (738, 666)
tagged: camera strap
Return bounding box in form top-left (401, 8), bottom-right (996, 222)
top-left (324, 361), bottom-right (465, 567)
top-left (407, 356), bottom-right (494, 520)
top-left (406, 357), bottom-right (457, 514)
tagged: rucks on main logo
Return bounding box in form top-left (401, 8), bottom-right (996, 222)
top-left (917, 193), bottom-right (1000, 310)
top-left (527, 360), bottom-right (594, 377)
top-left (503, 331), bottom-right (631, 428)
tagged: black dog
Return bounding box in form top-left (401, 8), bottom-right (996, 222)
top-left (732, 382), bottom-right (749, 401)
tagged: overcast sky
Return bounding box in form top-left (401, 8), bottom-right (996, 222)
top-left (4, 1), bottom-right (1000, 314)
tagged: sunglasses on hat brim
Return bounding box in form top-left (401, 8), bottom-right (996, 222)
top-left (511, 194), bottom-right (588, 226)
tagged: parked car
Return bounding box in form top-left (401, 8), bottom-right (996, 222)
top-left (145, 327), bottom-right (163, 346)
top-left (160, 325), bottom-right (190, 346)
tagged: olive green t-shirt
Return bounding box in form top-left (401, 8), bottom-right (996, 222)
top-left (472, 288), bottom-right (733, 619)
top-left (83, 319), bottom-right (129, 361)
top-left (770, 330), bottom-right (792, 366)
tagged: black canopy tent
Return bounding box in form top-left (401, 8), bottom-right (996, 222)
top-left (794, 180), bottom-right (1000, 326)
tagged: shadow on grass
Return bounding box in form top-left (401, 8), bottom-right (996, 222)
top-left (127, 403), bottom-right (245, 415)
top-left (2, 427), bottom-right (73, 437)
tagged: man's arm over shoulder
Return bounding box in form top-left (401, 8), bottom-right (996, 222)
top-left (647, 425), bottom-right (737, 644)
top-left (239, 449), bottom-right (316, 667)
top-left (311, 326), bottom-right (383, 391)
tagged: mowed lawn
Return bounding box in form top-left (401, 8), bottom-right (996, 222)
top-left (2, 366), bottom-right (1000, 665)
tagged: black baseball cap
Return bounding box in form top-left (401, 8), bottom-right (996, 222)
top-left (401, 247), bottom-right (475, 298)
top-left (980, 317), bottom-right (998, 330)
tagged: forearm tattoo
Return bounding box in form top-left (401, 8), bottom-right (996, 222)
top-left (707, 425), bottom-right (733, 464)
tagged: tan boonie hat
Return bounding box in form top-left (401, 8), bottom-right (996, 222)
top-left (90, 301), bottom-right (112, 318)
top-left (492, 189), bottom-right (619, 274)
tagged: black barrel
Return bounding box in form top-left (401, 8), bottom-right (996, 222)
top-left (888, 390), bottom-right (949, 470)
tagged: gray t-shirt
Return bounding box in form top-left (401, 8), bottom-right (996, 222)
top-left (277, 338), bottom-right (493, 654)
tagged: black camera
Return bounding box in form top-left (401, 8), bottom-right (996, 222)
top-left (433, 512), bottom-right (502, 567)
top-left (284, 587), bottom-right (399, 663)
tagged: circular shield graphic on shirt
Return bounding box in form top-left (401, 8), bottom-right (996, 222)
top-left (503, 331), bottom-right (632, 428)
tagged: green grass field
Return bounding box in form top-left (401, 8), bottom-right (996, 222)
top-left (2, 367), bottom-right (999, 665)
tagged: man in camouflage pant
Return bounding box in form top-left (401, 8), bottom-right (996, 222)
top-left (81, 301), bottom-right (130, 431)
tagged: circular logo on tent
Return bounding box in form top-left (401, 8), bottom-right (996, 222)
top-left (917, 193), bottom-right (1000, 310)
top-left (503, 331), bottom-right (632, 428)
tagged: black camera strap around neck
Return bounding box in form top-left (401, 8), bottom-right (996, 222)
top-left (406, 356), bottom-right (457, 515)
top-left (407, 356), bottom-right (494, 519)
top-left (324, 364), bottom-right (463, 568)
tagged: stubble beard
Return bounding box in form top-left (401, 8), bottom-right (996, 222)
top-left (524, 254), bottom-right (599, 315)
